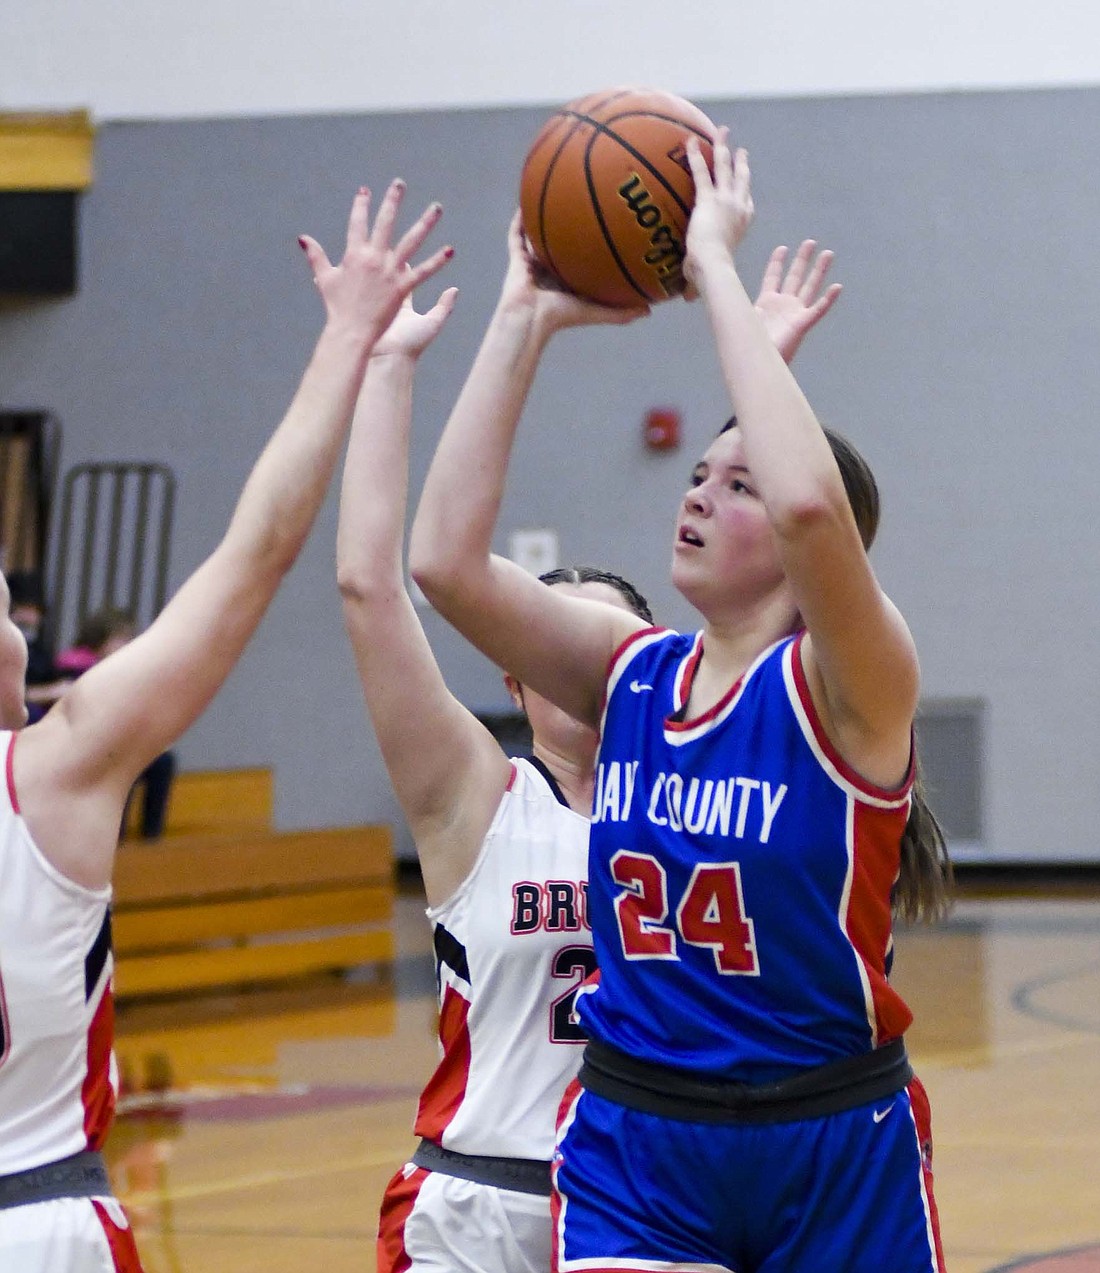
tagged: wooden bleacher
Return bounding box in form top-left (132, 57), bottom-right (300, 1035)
top-left (112, 768), bottom-right (395, 1000)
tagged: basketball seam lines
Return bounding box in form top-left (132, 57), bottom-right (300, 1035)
top-left (536, 118), bottom-right (584, 287)
top-left (532, 91), bottom-right (632, 288)
top-left (529, 98), bottom-right (712, 304)
top-left (574, 110), bottom-right (711, 219)
top-left (565, 108), bottom-right (710, 299)
top-left (580, 124), bottom-right (653, 302)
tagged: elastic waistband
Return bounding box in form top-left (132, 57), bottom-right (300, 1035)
top-left (0, 1151), bottom-right (112, 1212)
top-left (579, 1037), bottom-right (912, 1125)
top-left (411, 1139), bottom-right (552, 1197)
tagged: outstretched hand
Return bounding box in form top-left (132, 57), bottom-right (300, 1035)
top-left (684, 126), bottom-right (754, 288)
top-left (299, 182), bottom-right (453, 346)
top-left (499, 210), bottom-right (649, 335)
top-left (754, 241), bottom-right (842, 364)
top-left (372, 286), bottom-right (459, 359)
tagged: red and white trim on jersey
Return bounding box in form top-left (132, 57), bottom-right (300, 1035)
top-left (781, 634), bottom-right (914, 808)
top-left (82, 979), bottom-right (118, 1150)
top-left (665, 636), bottom-right (785, 746)
top-left (5, 733), bottom-right (19, 812)
top-left (905, 1077), bottom-right (947, 1273)
top-left (600, 628), bottom-right (671, 738)
top-left (780, 635), bottom-right (914, 1047)
top-left (414, 984), bottom-right (473, 1142)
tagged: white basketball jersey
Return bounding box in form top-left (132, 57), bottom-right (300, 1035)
top-left (0, 732), bottom-right (118, 1175)
top-left (414, 757), bottom-right (593, 1161)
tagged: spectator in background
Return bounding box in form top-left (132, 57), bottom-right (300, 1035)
top-left (55, 607), bottom-right (137, 676)
top-left (7, 571), bottom-right (56, 723)
top-left (54, 607), bottom-right (177, 840)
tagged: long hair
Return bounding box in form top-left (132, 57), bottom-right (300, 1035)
top-left (721, 416), bottom-right (953, 922)
top-left (896, 755), bottom-right (953, 924)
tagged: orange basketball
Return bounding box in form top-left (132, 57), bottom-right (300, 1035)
top-left (520, 87), bottom-right (717, 308)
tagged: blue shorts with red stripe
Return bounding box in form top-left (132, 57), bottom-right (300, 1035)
top-left (552, 1076), bottom-right (944, 1273)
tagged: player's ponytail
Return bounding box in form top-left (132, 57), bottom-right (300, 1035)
top-left (895, 755), bottom-right (954, 923)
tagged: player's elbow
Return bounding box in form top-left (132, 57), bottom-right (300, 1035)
top-left (336, 562), bottom-right (402, 610)
top-left (408, 529), bottom-right (461, 609)
top-left (336, 563), bottom-right (370, 605)
top-left (252, 519), bottom-right (311, 580)
top-left (771, 489), bottom-right (846, 544)
top-left (408, 557), bottom-right (451, 611)
top-left (215, 530), bottom-right (299, 599)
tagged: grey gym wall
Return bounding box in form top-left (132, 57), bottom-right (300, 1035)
top-left (0, 87), bottom-right (1093, 862)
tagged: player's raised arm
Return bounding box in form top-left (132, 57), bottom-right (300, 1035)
top-left (409, 213), bottom-right (648, 729)
top-left (15, 181), bottom-right (452, 889)
top-left (683, 132), bottom-right (917, 781)
top-left (336, 287), bottom-right (522, 904)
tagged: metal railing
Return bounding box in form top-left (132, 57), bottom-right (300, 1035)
top-left (50, 461), bottom-right (175, 648)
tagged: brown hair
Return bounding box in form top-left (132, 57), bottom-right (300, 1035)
top-left (538, 566), bottom-right (653, 624)
top-left (896, 756), bottom-right (954, 924)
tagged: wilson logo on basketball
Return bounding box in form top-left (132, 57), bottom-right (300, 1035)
top-left (616, 173), bottom-right (686, 296)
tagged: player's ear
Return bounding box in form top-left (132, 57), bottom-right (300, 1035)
top-left (503, 673), bottom-right (525, 713)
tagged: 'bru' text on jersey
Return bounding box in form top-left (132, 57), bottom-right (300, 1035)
top-left (511, 880), bottom-right (589, 934)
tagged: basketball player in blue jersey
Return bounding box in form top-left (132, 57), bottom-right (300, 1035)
top-left (410, 127), bottom-right (952, 1273)
top-left (0, 182), bottom-right (450, 1273)
top-left (344, 226), bottom-right (841, 1273)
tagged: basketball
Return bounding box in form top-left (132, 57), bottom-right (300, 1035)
top-left (520, 87), bottom-right (717, 308)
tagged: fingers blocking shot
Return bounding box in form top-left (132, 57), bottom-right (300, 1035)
top-left (299, 181), bottom-right (454, 345)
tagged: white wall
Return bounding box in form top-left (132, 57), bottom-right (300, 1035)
top-left (5, 0), bottom-right (1100, 121)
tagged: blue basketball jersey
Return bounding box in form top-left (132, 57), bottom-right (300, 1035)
top-left (579, 627), bottom-right (914, 1080)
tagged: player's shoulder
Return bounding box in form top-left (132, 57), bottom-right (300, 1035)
top-left (506, 756), bottom-right (583, 820)
top-left (608, 625), bottom-right (685, 674)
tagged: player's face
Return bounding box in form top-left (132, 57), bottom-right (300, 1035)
top-left (671, 428), bottom-right (784, 611)
top-left (517, 581), bottom-right (641, 769)
top-left (0, 574), bottom-right (30, 730)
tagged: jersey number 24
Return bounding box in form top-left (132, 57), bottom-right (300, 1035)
top-left (610, 850), bottom-right (760, 975)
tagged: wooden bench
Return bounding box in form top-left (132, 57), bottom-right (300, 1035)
top-left (123, 766), bottom-right (273, 840)
top-left (112, 822), bottom-right (395, 1000)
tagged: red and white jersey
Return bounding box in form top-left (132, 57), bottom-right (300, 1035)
top-left (414, 756), bottom-right (593, 1161)
top-left (0, 732), bottom-right (118, 1175)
